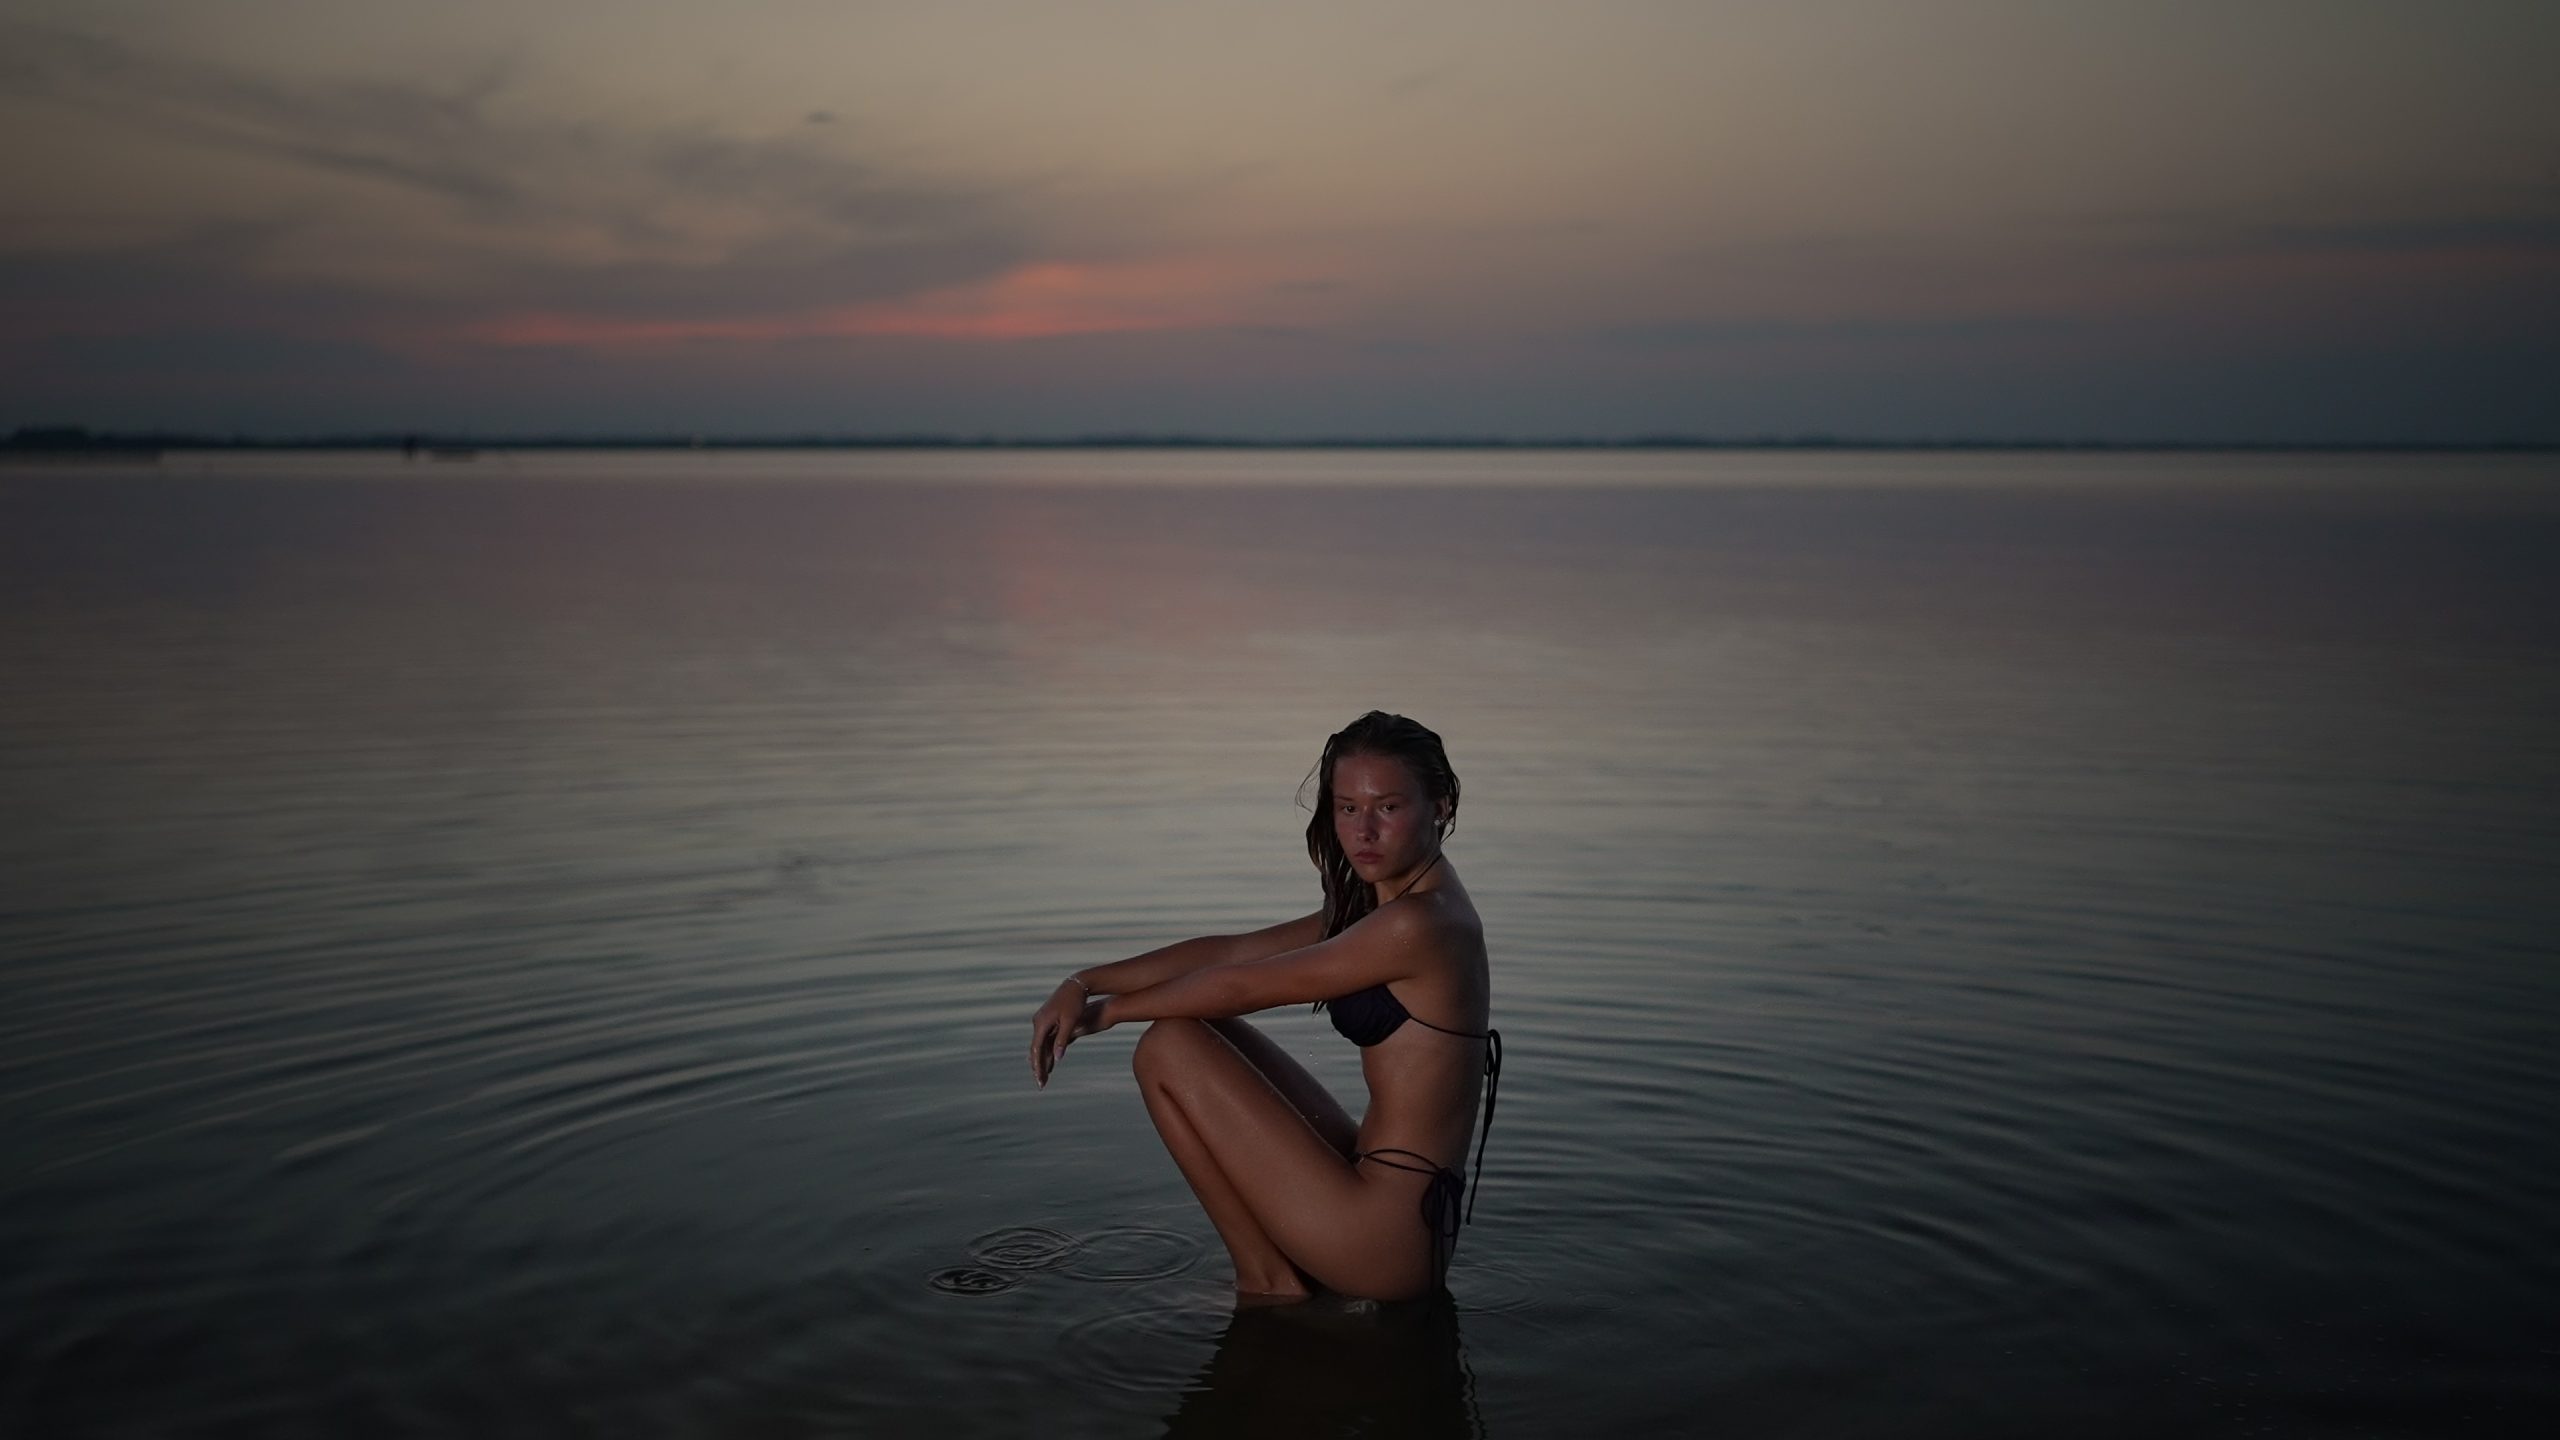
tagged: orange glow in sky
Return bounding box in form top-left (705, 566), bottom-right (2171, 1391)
top-left (466, 258), bottom-right (1289, 349)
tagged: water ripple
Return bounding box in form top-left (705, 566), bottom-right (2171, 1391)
top-left (1053, 1298), bottom-right (1230, 1397)
top-left (1058, 1226), bottom-right (1206, 1283)
top-left (927, 1267), bottom-right (1023, 1297)
top-left (969, 1225), bottom-right (1085, 1273)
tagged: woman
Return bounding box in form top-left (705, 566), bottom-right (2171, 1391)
top-left (1029, 711), bottom-right (1500, 1303)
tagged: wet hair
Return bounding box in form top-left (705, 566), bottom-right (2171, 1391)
top-left (1301, 711), bottom-right (1461, 940)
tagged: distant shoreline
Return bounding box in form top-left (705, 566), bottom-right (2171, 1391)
top-left (7, 428), bottom-right (2556, 456)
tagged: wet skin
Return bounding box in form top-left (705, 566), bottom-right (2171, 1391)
top-left (1029, 752), bottom-right (1492, 1301)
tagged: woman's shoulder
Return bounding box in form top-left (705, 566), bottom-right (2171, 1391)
top-left (1382, 885), bottom-right (1482, 954)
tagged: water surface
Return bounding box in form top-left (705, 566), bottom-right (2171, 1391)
top-left (4, 449), bottom-right (2557, 1435)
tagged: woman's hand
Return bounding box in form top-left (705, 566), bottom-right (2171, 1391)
top-left (1031, 981), bottom-right (1114, 1087)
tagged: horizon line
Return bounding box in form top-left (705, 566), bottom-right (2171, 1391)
top-left (8, 426), bottom-right (2556, 455)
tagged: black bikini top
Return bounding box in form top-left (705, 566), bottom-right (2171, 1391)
top-left (1326, 980), bottom-right (1436, 1048)
top-left (1324, 979), bottom-right (1503, 1227)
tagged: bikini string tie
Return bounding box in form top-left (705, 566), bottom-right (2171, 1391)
top-left (1468, 1026), bottom-right (1500, 1224)
top-left (1354, 1148), bottom-right (1466, 1289)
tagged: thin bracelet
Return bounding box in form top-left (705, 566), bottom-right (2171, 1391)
top-left (1065, 974), bottom-right (1093, 997)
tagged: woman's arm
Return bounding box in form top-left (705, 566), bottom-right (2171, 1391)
top-left (1101, 902), bottom-right (1443, 1029)
top-left (1070, 910), bottom-right (1325, 996)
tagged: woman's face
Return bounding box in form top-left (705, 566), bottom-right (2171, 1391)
top-left (1331, 751), bottom-right (1446, 889)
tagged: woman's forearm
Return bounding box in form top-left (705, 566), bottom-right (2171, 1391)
top-left (1072, 933), bottom-right (1239, 997)
top-left (1099, 965), bottom-right (1247, 1028)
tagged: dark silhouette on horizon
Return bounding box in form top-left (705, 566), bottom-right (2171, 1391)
top-left (9, 425), bottom-right (2553, 456)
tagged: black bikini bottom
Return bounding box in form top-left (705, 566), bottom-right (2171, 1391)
top-left (1355, 1147), bottom-right (1466, 1289)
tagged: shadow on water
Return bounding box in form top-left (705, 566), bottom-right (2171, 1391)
top-left (1162, 1294), bottom-right (1482, 1440)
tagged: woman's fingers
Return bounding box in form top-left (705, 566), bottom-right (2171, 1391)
top-left (1031, 997), bottom-right (1091, 1087)
top-left (1037, 1017), bottom-right (1077, 1086)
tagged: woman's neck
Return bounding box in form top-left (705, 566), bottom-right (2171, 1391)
top-left (1373, 848), bottom-right (1444, 905)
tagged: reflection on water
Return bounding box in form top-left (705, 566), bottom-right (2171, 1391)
top-left (3, 449), bottom-right (2558, 1436)
top-left (1166, 1297), bottom-right (1479, 1440)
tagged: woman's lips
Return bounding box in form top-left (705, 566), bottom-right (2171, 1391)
top-left (1353, 851), bottom-right (1382, 864)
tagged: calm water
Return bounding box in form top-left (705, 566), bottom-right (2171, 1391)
top-left (4, 450), bottom-right (2556, 1437)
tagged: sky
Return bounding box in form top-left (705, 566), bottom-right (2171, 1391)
top-left (3, 0), bottom-right (2556, 442)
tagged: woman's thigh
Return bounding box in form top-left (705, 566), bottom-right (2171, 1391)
top-left (1136, 1019), bottom-right (1434, 1298)
top-left (1208, 1017), bottom-right (1358, 1158)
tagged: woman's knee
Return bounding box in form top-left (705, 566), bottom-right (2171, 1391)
top-left (1131, 1016), bottom-right (1214, 1079)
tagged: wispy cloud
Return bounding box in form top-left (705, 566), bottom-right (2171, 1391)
top-left (0, 21), bottom-right (1039, 331)
top-left (3, 25), bottom-right (534, 213)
